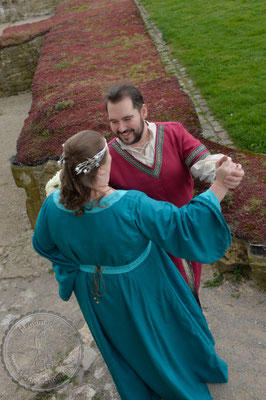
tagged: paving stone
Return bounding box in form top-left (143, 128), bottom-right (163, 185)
top-left (81, 347), bottom-right (97, 372)
top-left (71, 384), bottom-right (96, 399)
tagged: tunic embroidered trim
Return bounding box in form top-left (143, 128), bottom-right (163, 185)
top-left (110, 125), bottom-right (165, 178)
top-left (185, 144), bottom-right (209, 168)
top-left (116, 122), bottom-right (157, 167)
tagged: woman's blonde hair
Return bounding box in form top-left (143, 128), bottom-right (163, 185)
top-left (59, 130), bottom-right (107, 215)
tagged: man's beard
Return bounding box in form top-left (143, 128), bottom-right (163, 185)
top-left (117, 117), bottom-right (145, 145)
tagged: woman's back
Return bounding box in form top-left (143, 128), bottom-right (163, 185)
top-left (33, 188), bottom-right (230, 400)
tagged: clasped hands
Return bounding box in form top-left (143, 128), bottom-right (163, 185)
top-left (215, 155), bottom-right (245, 189)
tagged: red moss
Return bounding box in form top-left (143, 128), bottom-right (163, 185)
top-left (194, 138), bottom-right (266, 244)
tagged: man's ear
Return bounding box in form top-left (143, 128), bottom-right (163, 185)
top-left (141, 103), bottom-right (148, 119)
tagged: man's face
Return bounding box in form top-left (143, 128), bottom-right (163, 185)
top-left (107, 97), bottom-right (147, 145)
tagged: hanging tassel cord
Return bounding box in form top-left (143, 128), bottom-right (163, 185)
top-left (91, 266), bottom-right (106, 303)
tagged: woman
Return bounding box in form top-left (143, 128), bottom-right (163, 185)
top-left (33, 130), bottom-right (241, 400)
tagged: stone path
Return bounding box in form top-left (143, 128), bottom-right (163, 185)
top-left (0, 4), bottom-right (265, 400)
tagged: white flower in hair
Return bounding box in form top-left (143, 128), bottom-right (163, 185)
top-left (75, 140), bottom-right (107, 175)
top-left (45, 170), bottom-right (61, 197)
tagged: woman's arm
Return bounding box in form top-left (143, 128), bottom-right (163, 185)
top-left (32, 195), bottom-right (79, 301)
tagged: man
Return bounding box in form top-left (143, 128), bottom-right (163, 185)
top-left (105, 82), bottom-right (244, 298)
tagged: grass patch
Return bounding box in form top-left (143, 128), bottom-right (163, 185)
top-left (140, 0), bottom-right (266, 153)
top-left (203, 272), bottom-right (224, 287)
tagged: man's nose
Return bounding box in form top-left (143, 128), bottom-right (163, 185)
top-left (117, 121), bottom-right (127, 133)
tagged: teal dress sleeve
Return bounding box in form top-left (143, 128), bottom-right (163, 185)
top-left (32, 196), bottom-right (79, 301)
top-left (134, 189), bottom-right (231, 263)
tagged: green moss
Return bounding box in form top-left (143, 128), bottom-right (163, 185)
top-left (54, 99), bottom-right (75, 113)
top-left (55, 62), bottom-right (71, 69)
top-left (102, 40), bottom-right (120, 48)
top-left (39, 129), bottom-right (51, 137)
top-left (121, 34), bottom-right (146, 50)
top-left (72, 6), bottom-right (89, 10)
top-left (223, 191), bottom-right (234, 206)
top-left (244, 223), bottom-right (256, 232)
top-left (247, 198), bottom-right (263, 212)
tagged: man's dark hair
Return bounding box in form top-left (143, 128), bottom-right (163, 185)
top-left (105, 83), bottom-right (144, 112)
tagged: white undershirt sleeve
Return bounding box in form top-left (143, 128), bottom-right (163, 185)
top-left (190, 154), bottom-right (231, 183)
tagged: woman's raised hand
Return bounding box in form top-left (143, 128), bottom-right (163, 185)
top-left (210, 159), bottom-right (244, 202)
top-left (216, 159), bottom-right (244, 189)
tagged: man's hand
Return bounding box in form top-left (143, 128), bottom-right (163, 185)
top-left (215, 155), bottom-right (244, 189)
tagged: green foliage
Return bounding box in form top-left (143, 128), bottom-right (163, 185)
top-left (244, 223), bottom-right (256, 231)
top-left (222, 191), bottom-right (234, 206)
top-left (39, 129), bottom-right (51, 137)
top-left (141, 0), bottom-right (266, 153)
top-left (248, 197), bottom-right (263, 212)
top-left (203, 272), bottom-right (224, 287)
top-left (54, 99), bottom-right (75, 113)
top-left (72, 6), bottom-right (89, 10)
top-left (102, 40), bottom-right (120, 48)
top-left (232, 266), bottom-right (244, 282)
top-left (55, 62), bottom-right (71, 69)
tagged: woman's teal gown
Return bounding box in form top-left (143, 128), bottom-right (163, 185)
top-left (33, 189), bottom-right (231, 400)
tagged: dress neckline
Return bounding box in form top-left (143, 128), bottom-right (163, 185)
top-left (52, 190), bottom-right (128, 213)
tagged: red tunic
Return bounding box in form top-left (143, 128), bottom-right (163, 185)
top-left (109, 122), bottom-right (210, 290)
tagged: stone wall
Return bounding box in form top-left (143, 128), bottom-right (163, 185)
top-left (10, 160), bottom-right (266, 290)
top-left (216, 238), bottom-right (266, 290)
top-left (0, 0), bottom-right (62, 23)
top-left (0, 35), bottom-right (44, 97)
top-left (10, 160), bottom-right (60, 228)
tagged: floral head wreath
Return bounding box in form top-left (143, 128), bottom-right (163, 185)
top-left (58, 139), bottom-right (108, 175)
